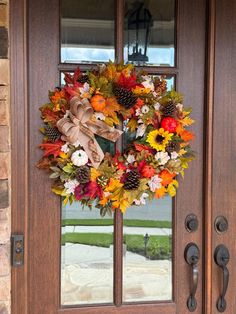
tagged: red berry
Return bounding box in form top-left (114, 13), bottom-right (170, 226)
top-left (161, 117), bottom-right (177, 133)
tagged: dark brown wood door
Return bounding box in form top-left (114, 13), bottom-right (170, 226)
top-left (11, 0), bottom-right (236, 313)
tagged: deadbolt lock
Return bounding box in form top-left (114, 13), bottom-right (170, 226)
top-left (185, 214), bottom-right (199, 232)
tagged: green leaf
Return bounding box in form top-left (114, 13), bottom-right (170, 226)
top-left (49, 172), bottom-right (60, 179)
top-left (63, 163), bottom-right (74, 173)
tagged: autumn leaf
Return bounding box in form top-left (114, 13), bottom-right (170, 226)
top-left (159, 170), bottom-right (176, 186)
top-left (39, 140), bottom-right (63, 158)
top-left (90, 168), bottom-right (101, 182)
top-left (103, 97), bottom-right (121, 119)
top-left (180, 116), bottom-right (195, 126)
top-left (127, 118), bottom-right (138, 132)
top-left (134, 143), bottom-right (155, 153)
top-left (180, 130), bottom-right (194, 142)
top-left (40, 107), bottom-right (60, 124)
top-left (36, 157), bottom-right (53, 169)
top-left (155, 186), bottom-right (166, 198)
top-left (112, 198), bottom-right (130, 213)
top-left (117, 73), bottom-right (137, 90)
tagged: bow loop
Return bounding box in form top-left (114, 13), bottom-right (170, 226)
top-left (57, 96), bottom-right (122, 168)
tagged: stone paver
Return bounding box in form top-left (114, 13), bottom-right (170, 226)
top-left (61, 244), bottom-right (172, 305)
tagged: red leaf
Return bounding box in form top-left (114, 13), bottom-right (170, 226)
top-left (39, 140), bottom-right (63, 158)
top-left (40, 107), bottom-right (60, 124)
top-left (117, 73), bottom-right (137, 90)
top-left (64, 67), bottom-right (81, 85)
top-left (134, 143), bottom-right (155, 153)
top-left (75, 182), bottom-right (103, 200)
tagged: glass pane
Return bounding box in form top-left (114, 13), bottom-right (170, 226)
top-left (124, 0), bottom-right (175, 66)
top-left (61, 0), bottom-right (115, 63)
top-left (61, 206), bottom-right (114, 305)
top-left (123, 197), bottom-right (172, 302)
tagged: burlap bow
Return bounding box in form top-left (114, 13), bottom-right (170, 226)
top-left (57, 96), bottom-right (122, 168)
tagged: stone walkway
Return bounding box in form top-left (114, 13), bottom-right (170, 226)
top-left (61, 244), bottom-right (172, 305)
top-left (62, 225), bottom-right (172, 236)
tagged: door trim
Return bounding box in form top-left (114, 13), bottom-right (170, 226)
top-left (10, 0), bottom-right (28, 313)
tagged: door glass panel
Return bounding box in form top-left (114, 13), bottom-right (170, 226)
top-left (123, 197), bottom-right (172, 302)
top-left (61, 207), bottom-right (114, 305)
top-left (123, 75), bottom-right (174, 302)
top-left (124, 0), bottom-right (175, 66)
top-left (61, 0), bottom-right (115, 63)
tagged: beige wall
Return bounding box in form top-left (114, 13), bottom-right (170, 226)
top-left (0, 1), bottom-right (11, 313)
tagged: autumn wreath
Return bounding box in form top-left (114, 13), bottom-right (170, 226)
top-left (37, 62), bottom-right (195, 215)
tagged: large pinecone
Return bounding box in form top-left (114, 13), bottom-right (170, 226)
top-left (76, 166), bottom-right (90, 184)
top-left (161, 102), bottom-right (176, 117)
top-left (45, 125), bottom-right (61, 142)
top-left (77, 75), bottom-right (90, 84)
top-left (123, 170), bottom-right (140, 190)
top-left (166, 141), bottom-right (181, 154)
top-left (113, 85), bottom-right (137, 109)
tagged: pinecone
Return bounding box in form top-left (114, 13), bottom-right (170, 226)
top-left (166, 141), bottom-right (181, 154)
top-left (77, 75), bottom-right (90, 84)
top-left (161, 102), bottom-right (176, 117)
top-left (123, 170), bottom-right (140, 190)
top-left (113, 85), bottom-right (137, 109)
top-left (45, 125), bottom-right (61, 142)
top-left (76, 166), bottom-right (90, 184)
top-left (97, 175), bottom-right (109, 188)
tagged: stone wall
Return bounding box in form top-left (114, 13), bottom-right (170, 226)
top-left (0, 0), bottom-right (11, 313)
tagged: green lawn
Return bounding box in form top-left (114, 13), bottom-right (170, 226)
top-left (62, 219), bottom-right (172, 229)
top-left (62, 232), bottom-right (172, 260)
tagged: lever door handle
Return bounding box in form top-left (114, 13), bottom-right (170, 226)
top-left (214, 245), bottom-right (230, 312)
top-left (184, 243), bottom-right (200, 312)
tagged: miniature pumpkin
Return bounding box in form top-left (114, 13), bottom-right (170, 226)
top-left (91, 94), bottom-right (106, 111)
top-left (140, 164), bottom-right (156, 178)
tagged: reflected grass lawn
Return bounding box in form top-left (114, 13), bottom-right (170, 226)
top-left (62, 233), bottom-right (171, 260)
top-left (62, 219), bottom-right (171, 229)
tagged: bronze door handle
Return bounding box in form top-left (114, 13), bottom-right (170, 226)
top-left (214, 245), bottom-right (230, 312)
top-left (184, 243), bottom-right (200, 312)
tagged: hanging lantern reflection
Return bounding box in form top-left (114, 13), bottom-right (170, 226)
top-left (126, 1), bottom-right (153, 63)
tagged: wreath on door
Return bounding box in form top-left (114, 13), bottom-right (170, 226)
top-left (37, 62), bottom-right (195, 215)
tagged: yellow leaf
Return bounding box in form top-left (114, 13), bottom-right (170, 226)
top-left (105, 116), bottom-right (119, 126)
top-left (180, 116), bottom-right (195, 126)
top-left (52, 187), bottom-right (64, 196)
top-left (127, 118), bottom-right (138, 132)
top-left (90, 168), bottom-right (101, 181)
top-left (105, 178), bottom-right (123, 193)
top-left (167, 184), bottom-right (177, 197)
top-left (112, 198), bottom-right (130, 213)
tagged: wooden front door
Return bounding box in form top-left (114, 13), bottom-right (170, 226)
top-left (10, 0), bottom-right (236, 313)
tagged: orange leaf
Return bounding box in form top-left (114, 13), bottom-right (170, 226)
top-left (103, 97), bottom-right (120, 118)
top-left (180, 130), bottom-right (194, 142)
top-left (155, 186), bottom-right (166, 198)
top-left (159, 170), bottom-right (176, 187)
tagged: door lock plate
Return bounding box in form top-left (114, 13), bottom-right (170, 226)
top-left (11, 234), bottom-right (24, 267)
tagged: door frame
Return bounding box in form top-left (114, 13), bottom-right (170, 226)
top-left (10, 0), bottom-right (214, 313)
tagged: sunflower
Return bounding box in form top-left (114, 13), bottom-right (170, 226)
top-left (146, 128), bottom-right (173, 151)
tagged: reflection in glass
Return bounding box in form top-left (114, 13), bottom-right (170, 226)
top-left (61, 0), bottom-right (115, 63)
top-left (123, 197), bottom-right (172, 302)
top-left (61, 206), bottom-right (114, 305)
top-left (124, 0), bottom-right (175, 66)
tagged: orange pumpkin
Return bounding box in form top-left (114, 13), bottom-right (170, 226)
top-left (91, 95), bottom-right (106, 111)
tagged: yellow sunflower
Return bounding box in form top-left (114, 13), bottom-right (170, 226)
top-left (146, 128), bottom-right (173, 151)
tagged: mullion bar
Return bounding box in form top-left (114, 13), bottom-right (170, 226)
top-left (114, 0), bottom-right (124, 306)
top-left (58, 63), bottom-right (178, 75)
